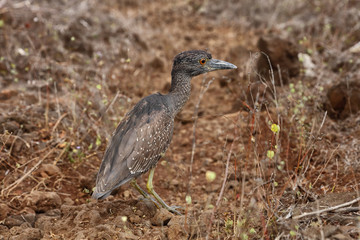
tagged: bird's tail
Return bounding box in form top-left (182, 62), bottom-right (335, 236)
top-left (92, 176), bottom-right (134, 200)
top-left (91, 188), bottom-right (112, 200)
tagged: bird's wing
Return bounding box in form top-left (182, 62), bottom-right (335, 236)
top-left (94, 98), bottom-right (173, 196)
top-left (126, 101), bottom-right (174, 173)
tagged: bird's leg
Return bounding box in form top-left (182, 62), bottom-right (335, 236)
top-left (146, 168), bottom-right (182, 215)
top-left (130, 179), bottom-right (160, 209)
top-left (130, 179), bottom-right (149, 198)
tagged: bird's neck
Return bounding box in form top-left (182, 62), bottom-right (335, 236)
top-left (167, 71), bottom-right (192, 114)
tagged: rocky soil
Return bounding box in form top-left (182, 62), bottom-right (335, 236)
top-left (0, 0), bottom-right (360, 239)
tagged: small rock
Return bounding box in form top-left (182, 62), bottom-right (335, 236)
top-left (135, 199), bottom-right (157, 218)
top-left (129, 215), bottom-right (142, 224)
top-left (123, 190), bottom-right (130, 198)
top-left (0, 203), bottom-right (10, 221)
top-left (20, 222), bottom-right (32, 228)
top-left (24, 191), bottom-right (61, 212)
top-left (60, 204), bottom-right (78, 217)
top-left (95, 224), bottom-right (111, 232)
top-left (21, 207), bottom-right (36, 215)
top-left (9, 227), bottom-right (42, 240)
top-left (35, 215), bottom-right (56, 232)
top-left (74, 231), bottom-right (86, 240)
top-left (4, 216), bottom-right (25, 228)
top-left (23, 213), bottom-right (36, 227)
top-left (167, 215), bottom-right (190, 240)
top-left (170, 179), bottom-right (180, 187)
top-left (123, 231), bottom-right (139, 240)
top-left (1, 121), bottom-right (20, 134)
top-left (203, 158), bottom-right (214, 166)
top-left (92, 224), bottom-right (125, 239)
top-left (45, 208), bottom-right (61, 217)
top-left (0, 89), bottom-right (18, 101)
top-left (9, 226), bottom-right (24, 236)
top-left (150, 208), bottom-right (173, 226)
top-left (205, 183), bottom-right (221, 193)
top-left (0, 224), bottom-right (9, 234)
top-left (63, 197), bottom-right (74, 205)
top-left (214, 152), bottom-right (223, 161)
top-left (4, 213), bottom-right (35, 228)
top-left (40, 164), bottom-right (61, 176)
top-left (73, 209), bottom-right (101, 227)
top-left (23, 93), bottom-right (38, 105)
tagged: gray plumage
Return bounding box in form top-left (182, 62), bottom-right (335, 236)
top-left (92, 50), bottom-right (237, 200)
top-left (93, 94), bottom-right (173, 199)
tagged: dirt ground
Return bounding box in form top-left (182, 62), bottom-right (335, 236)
top-left (1, 0), bottom-right (360, 239)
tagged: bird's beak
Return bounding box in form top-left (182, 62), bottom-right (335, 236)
top-left (207, 59), bottom-right (237, 70)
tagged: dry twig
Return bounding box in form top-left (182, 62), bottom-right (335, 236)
top-left (186, 77), bottom-right (214, 197)
top-left (291, 196), bottom-right (360, 220)
top-left (206, 112), bottom-right (239, 240)
top-left (1, 148), bottom-right (55, 197)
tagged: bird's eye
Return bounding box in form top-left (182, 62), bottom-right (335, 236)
top-left (199, 58), bottom-right (206, 65)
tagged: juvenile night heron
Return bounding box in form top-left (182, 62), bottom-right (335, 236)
top-left (92, 50), bottom-right (237, 214)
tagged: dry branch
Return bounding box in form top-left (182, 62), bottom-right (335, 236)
top-left (292, 196), bottom-right (360, 220)
top-left (1, 148), bottom-right (55, 197)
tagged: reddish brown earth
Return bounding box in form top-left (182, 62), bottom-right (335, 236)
top-left (1, 0), bottom-right (360, 239)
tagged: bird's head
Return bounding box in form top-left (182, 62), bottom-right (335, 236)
top-left (172, 50), bottom-right (237, 77)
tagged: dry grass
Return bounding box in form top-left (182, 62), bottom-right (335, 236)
top-left (0, 0), bottom-right (359, 239)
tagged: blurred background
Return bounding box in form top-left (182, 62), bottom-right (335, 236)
top-left (0, 0), bottom-right (359, 239)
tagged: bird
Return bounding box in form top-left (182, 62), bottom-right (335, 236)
top-left (92, 50), bottom-right (237, 214)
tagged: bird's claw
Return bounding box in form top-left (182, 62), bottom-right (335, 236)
top-left (138, 195), bottom-right (161, 209)
top-left (166, 205), bottom-right (183, 215)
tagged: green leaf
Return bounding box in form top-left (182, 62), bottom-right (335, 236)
top-left (271, 124), bottom-right (280, 133)
top-left (225, 219), bottom-right (233, 228)
top-left (185, 195), bottom-right (192, 204)
top-left (267, 150), bottom-right (275, 159)
top-left (96, 136), bottom-right (101, 146)
top-left (206, 171), bottom-right (216, 182)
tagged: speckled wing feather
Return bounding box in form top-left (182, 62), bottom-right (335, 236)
top-left (93, 94), bottom-right (173, 199)
top-left (125, 100), bottom-right (174, 173)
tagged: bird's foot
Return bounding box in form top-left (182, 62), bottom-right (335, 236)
top-left (165, 205), bottom-right (183, 215)
top-left (139, 197), bottom-right (182, 215)
top-left (138, 195), bottom-right (161, 209)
